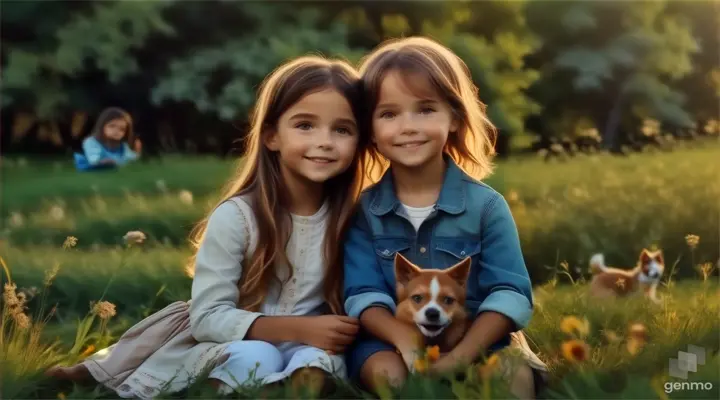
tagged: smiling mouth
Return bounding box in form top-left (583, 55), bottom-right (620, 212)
top-left (304, 156), bottom-right (336, 164)
top-left (418, 323), bottom-right (447, 335)
top-left (394, 141), bottom-right (428, 148)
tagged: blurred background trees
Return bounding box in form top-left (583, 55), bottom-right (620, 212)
top-left (2, 0), bottom-right (718, 157)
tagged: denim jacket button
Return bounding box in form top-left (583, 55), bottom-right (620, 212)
top-left (461, 251), bottom-right (466, 256)
top-left (420, 247), bottom-right (427, 253)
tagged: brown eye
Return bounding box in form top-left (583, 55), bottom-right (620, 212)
top-left (411, 295), bottom-right (423, 303)
top-left (443, 296), bottom-right (455, 305)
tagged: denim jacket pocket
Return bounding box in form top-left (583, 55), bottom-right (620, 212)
top-left (373, 238), bottom-right (412, 268)
top-left (435, 238), bottom-right (482, 262)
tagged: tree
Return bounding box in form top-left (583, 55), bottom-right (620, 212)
top-left (151, 3), bottom-right (363, 122)
top-left (526, 0), bottom-right (700, 150)
top-left (2, 0), bottom-right (174, 119)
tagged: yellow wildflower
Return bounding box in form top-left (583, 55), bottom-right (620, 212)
top-left (58, 393), bottom-right (66, 400)
top-left (561, 339), bottom-right (590, 363)
top-left (426, 345), bottom-right (440, 362)
top-left (63, 236), bottom-right (78, 249)
top-left (414, 358), bottom-right (429, 374)
top-left (560, 315), bottom-right (590, 338)
top-left (80, 344), bottom-right (96, 358)
top-left (685, 234), bottom-right (700, 250)
top-left (477, 353), bottom-right (500, 380)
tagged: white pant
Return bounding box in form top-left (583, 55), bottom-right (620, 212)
top-left (209, 341), bottom-right (346, 390)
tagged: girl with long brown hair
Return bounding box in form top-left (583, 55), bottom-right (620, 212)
top-left (47, 55), bottom-right (371, 398)
top-left (74, 107), bottom-right (141, 171)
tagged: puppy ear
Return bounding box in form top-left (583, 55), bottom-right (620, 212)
top-left (654, 250), bottom-right (664, 265)
top-left (394, 253), bottom-right (421, 288)
top-left (639, 248), bottom-right (652, 265)
top-left (445, 257), bottom-right (472, 287)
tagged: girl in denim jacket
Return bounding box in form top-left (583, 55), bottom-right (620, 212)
top-left (343, 37), bottom-right (548, 399)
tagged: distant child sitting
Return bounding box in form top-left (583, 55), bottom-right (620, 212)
top-left (74, 107), bottom-right (141, 171)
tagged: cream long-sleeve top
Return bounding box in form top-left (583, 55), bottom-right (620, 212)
top-left (188, 195), bottom-right (330, 344)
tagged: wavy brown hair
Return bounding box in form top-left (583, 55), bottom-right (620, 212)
top-left (187, 56), bottom-right (370, 315)
top-left (358, 36), bottom-right (497, 182)
top-left (91, 107), bottom-right (134, 149)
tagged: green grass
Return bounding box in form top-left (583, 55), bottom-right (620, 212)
top-left (3, 248), bottom-right (718, 399)
top-left (2, 155), bottom-right (234, 216)
top-left (2, 145), bottom-right (719, 399)
top-left (5, 145), bottom-right (718, 280)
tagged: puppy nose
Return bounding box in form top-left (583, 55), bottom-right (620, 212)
top-left (425, 308), bottom-right (440, 322)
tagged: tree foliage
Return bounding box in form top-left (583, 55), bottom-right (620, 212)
top-left (2, 0), bottom-right (173, 118)
top-left (1, 0), bottom-right (716, 154)
top-left (151, 3), bottom-right (363, 121)
top-left (526, 0), bottom-right (709, 149)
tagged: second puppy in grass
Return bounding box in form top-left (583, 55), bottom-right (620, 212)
top-left (394, 253), bottom-right (472, 354)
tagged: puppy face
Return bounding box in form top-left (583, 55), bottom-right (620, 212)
top-left (638, 249), bottom-right (665, 283)
top-left (394, 253), bottom-right (471, 338)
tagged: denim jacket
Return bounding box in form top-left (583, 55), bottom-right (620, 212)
top-left (343, 157), bottom-right (534, 340)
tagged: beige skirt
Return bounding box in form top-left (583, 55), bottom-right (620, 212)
top-left (80, 301), bottom-right (230, 399)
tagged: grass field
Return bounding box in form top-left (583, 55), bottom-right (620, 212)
top-left (2, 144), bottom-right (719, 399)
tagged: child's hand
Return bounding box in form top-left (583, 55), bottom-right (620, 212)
top-left (397, 343), bottom-right (419, 372)
top-left (394, 334), bottom-right (423, 372)
top-left (298, 315), bottom-right (359, 353)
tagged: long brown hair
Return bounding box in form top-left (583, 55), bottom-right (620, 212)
top-left (187, 56), bottom-right (370, 315)
top-left (91, 107), bottom-right (134, 149)
top-left (359, 36), bottom-right (497, 182)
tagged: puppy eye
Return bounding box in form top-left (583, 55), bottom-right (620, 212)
top-left (442, 296), bottom-right (455, 305)
top-left (411, 295), bottom-right (423, 304)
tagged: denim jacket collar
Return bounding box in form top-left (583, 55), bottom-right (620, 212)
top-left (369, 155), bottom-right (467, 216)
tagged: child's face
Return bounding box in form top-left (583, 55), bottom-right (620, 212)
top-left (372, 71), bottom-right (457, 170)
top-left (104, 118), bottom-right (129, 141)
top-left (266, 88), bottom-right (359, 185)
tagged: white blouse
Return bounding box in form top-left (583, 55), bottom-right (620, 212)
top-left (188, 195), bottom-right (330, 344)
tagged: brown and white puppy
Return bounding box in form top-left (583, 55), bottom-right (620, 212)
top-left (588, 249), bottom-right (665, 304)
top-left (394, 253), bottom-right (471, 352)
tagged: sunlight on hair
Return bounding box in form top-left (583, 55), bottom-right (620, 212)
top-left (359, 36), bottom-right (498, 183)
top-left (185, 56), bottom-right (368, 316)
